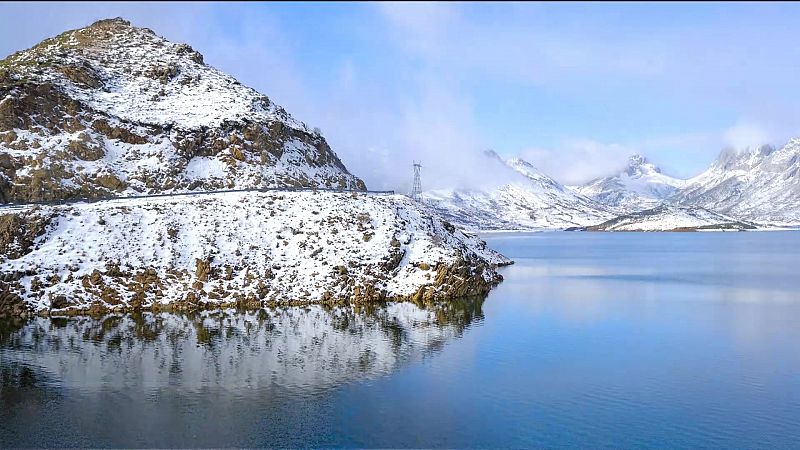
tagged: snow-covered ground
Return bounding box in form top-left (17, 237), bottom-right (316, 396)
top-left (585, 205), bottom-right (757, 231)
top-left (1, 191), bottom-right (510, 313)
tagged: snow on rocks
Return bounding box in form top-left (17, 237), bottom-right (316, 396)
top-left (0, 191), bottom-right (511, 316)
top-left (0, 18), bottom-right (364, 203)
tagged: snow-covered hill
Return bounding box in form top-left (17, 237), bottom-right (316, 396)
top-left (0, 18), bottom-right (364, 203)
top-left (675, 142), bottom-right (800, 225)
top-left (583, 204), bottom-right (756, 232)
top-left (422, 152), bottom-right (614, 230)
top-left (573, 154), bottom-right (685, 213)
top-left (0, 18), bottom-right (513, 317)
top-left (0, 191), bottom-right (510, 315)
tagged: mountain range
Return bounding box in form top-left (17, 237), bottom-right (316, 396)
top-left (422, 143), bottom-right (800, 231)
top-left (421, 150), bottom-right (614, 230)
top-left (1, 17), bottom-right (799, 317)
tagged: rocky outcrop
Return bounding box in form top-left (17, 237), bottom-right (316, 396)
top-left (0, 211), bottom-right (52, 259)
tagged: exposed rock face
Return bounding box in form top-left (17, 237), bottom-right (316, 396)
top-left (0, 17), bottom-right (365, 203)
top-left (0, 211), bottom-right (52, 259)
top-left (0, 191), bottom-right (511, 316)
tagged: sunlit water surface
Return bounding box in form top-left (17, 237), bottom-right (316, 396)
top-left (2, 232), bottom-right (799, 448)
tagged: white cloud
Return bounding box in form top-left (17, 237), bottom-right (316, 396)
top-left (723, 121), bottom-right (770, 151)
top-left (518, 139), bottom-right (634, 185)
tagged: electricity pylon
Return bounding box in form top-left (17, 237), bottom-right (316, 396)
top-left (411, 162), bottom-right (422, 201)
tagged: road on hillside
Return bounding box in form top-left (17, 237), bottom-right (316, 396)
top-left (0, 187), bottom-right (398, 211)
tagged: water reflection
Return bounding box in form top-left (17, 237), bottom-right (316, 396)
top-left (1, 298), bottom-right (485, 395)
top-left (0, 298), bottom-right (487, 447)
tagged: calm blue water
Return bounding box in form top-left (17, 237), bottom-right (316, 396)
top-left (2, 232), bottom-right (800, 448)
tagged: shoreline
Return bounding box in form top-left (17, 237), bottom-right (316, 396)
top-left (0, 292), bottom-right (493, 320)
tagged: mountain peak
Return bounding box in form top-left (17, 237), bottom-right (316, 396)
top-left (506, 156), bottom-right (536, 170)
top-left (713, 146), bottom-right (745, 169)
top-left (624, 154), bottom-right (661, 176)
top-left (628, 154), bottom-right (647, 166)
top-left (483, 149), bottom-right (503, 161)
top-left (756, 144), bottom-right (776, 157)
top-left (89, 17), bottom-right (132, 29)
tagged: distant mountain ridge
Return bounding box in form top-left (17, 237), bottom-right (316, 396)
top-left (2, 18), bottom-right (799, 231)
top-left (583, 204), bottom-right (756, 232)
top-left (423, 141), bottom-right (800, 230)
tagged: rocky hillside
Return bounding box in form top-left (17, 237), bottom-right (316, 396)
top-left (0, 18), bottom-right (512, 317)
top-left (574, 154), bottom-right (685, 214)
top-left (423, 151), bottom-right (614, 230)
top-left (675, 142), bottom-right (800, 225)
top-left (0, 191), bottom-right (510, 316)
top-left (0, 18), bottom-right (365, 203)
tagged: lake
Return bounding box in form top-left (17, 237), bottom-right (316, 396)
top-left (2, 232), bottom-right (800, 448)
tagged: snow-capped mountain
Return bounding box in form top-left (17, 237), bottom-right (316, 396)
top-left (573, 154), bottom-right (685, 213)
top-left (422, 151), bottom-right (614, 230)
top-left (0, 18), bottom-right (364, 203)
top-left (675, 141), bottom-right (800, 225)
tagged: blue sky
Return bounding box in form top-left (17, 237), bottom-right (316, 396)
top-left (2, 2), bottom-right (800, 189)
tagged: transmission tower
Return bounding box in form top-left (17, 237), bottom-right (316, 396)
top-left (411, 162), bottom-right (422, 201)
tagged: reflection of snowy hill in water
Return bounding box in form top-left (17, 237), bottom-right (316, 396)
top-left (0, 298), bottom-right (484, 394)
